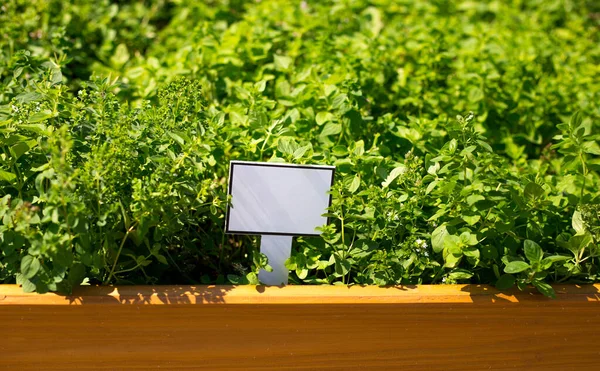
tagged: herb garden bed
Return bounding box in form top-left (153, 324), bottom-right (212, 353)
top-left (1, 284), bottom-right (599, 370)
top-left (2, 3), bottom-right (600, 369)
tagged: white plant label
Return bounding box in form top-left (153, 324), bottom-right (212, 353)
top-left (226, 161), bottom-right (335, 285)
top-left (225, 161), bottom-right (335, 236)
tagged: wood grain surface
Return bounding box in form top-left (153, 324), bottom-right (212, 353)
top-left (1, 284), bottom-right (599, 370)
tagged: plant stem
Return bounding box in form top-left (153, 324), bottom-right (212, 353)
top-left (104, 224), bottom-right (135, 284)
top-left (579, 153), bottom-right (587, 204)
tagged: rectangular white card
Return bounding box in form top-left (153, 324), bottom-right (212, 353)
top-left (225, 161), bottom-right (335, 236)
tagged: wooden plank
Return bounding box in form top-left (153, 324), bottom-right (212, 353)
top-left (1, 284), bottom-right (599, 370)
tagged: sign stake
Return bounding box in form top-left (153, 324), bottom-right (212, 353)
top-left (258, 235), bottom-right (293, 285)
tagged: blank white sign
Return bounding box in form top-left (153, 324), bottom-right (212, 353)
top-left (225, 161), bottom-right (335, 236)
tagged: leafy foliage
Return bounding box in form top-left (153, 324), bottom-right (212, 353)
top-left (1, 0), bottom-right (599, 296)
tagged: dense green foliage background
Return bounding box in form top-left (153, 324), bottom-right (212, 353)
top-left (1, 0), bottom-right (599, 296)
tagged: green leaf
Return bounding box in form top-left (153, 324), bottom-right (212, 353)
top-left (15, 92), bottom-right (42, 104)
top-left (572, 210), bottom-right (585, 235)
top-left (466, 195), bottom-right (485, 205)
top-left (568, 233), bottom-right (593, 254)
top-left (10, 140), bottom-right (37, 161)
top-left (353, 140), bottom-right (365, 156)
top-left (448, 139), bottom-right (458, 153)
top-left (246, 272), bottom-right (259, 285)
top-left (52, 247), bottom-right (74, 268)
top-left (476, 140), bottom-right (493, 153)
top-left (459, 231), bottom-right (478, 246)
top-left (524, 182), bottom-right (544, 200)
top-left (296, 268), bottom-right (309, 279)
top-left (293, 145), bottom-right (311, 159)
top-left (495, 274), bottom-right (515, 290)
top-left (315, 112), bottom-right (333, 126)
top-left (532, 280), bottom-right (556, 299)
top-left (583, 141), bottom-right (600, 155)
top-left (155, 254), bottom-right (168, 265)
top-left (167, 131), bottom-right (185, 145)
top-left (382, 165), bottom-right (407, 188)
top-left (427, 162), bottom-right (440, 175)
top-left (504, 261), bottom-right (530, 274)
top-left (320, 122), bottom-right (341, 136)
top-left (448, 269), bottom-right (473, 280)
top-left (19, 124), bottom-right (48, 135)
top-left (426, 180), bottom-right (438, 194)
top-left (431, 225), bottom-right (448, 253)
top-left (569, 111), bottom-right (582, 131)
top-left (334, 254), bottom-right (351, 276)
top-left (524, 240), bottom-right (543, 263)
top-left (21, 278), bottom-right (37, 293)
top-left (110, 43), bottom-right (130, 68)
top-left (348, 174), bottom-right (360, 193)
top-left (21, 255), bottom-right (41, 279)
top-left (331, 93), bottom-right (348, 110)
top-left (444, 234), bottom-right (462, 251)
top-left (468, 87), bottom-right (484, 102)
top-left (541, 255), bottom-right (571, 264)
top-left (462, 214), bottom-right (480, 226)
top-left (28, 109), bottom-right (53, 123)
top-left (0, 170), bottom-right (17, 183)
top-left (463, 246), bottom-right (480, 262)
top-left (13, 66), bottom-right (24, 78)
top-left (136, 256), bottom-right (151, 267)
top-left (274, 55), bottom-right (292, 71)
top-left (331, 145), bottom-right (348, 156)
top-left (540, 255), bottom-right (570, 270)
top-left (443, 250), bottom-right (462, 268)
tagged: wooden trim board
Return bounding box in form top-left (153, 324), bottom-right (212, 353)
top-left (1, 284), bottom-right (599, 370)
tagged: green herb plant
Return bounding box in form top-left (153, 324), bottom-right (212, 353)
top-left (1, 0), bottom-right (599, 297)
